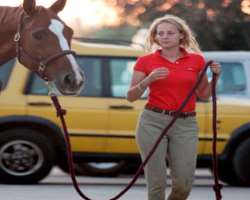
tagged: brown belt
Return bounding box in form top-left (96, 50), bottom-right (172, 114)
top-left (145, 104), bottom-right (196, 118)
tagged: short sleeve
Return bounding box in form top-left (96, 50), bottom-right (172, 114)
top-left (134, 56), bottom-right (147, 73)
top-left (197, 54), bottom-right (206, 72)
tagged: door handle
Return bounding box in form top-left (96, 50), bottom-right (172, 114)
top-left (28, 102), bottom-right (52, 106)
top-left (109, 105), bottom-right (134, 110)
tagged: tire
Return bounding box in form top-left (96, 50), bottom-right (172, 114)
top-left (57, 158), bottom-right (70, 174)
top-left (74, 161), bottom-right (127, 177)
top-left (216, 158), bottom-right (243, 186)
top-left (57, 152), bottom-right (70, 174)
top-left (0, 129), bottom-right (55, 184)
top-left (57, 154), bottom-right (79, 175)
top-left (121, 161), bottom-right (142, 175)
top-left (233, 138), bottom-right (250, 186)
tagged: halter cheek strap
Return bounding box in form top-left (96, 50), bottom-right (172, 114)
top-left (36, 50), bottom-right (76, 80)
top-left (14, 11), bottom-right (76, 81)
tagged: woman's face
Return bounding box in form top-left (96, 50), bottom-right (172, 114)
top-left (155, 22), bottom-right (183, 49)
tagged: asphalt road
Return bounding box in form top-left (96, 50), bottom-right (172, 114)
top-left (0, 168), bottom-right (250, 200)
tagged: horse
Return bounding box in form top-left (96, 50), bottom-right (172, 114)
top-left (0, 0), bottom-right (85, 95)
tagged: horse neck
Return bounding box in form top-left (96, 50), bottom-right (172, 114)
top-left (0, 6), bottom-right (23, 65)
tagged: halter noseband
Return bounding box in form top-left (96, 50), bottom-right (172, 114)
top-left (14, 11), bottom-right (76, 81)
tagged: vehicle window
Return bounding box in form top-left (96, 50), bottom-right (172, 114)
top-left (76, 56), bottom-right (102, 96)
top-left (27, 56), bottom-right (102, 97)
top-left (27, 75), bottom-right (48, 95)
top-left (110, 58), bottom-right (147, 98)
top-left (110, 59), bottom-right (134, 97)
top-left (207, 62), bottom-right (246, 94)
top-left (0, 59), bottom-right (15, 91)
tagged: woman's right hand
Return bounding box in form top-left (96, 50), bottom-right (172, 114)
top-left (147, 67), bottom-right (169, 83)
top-left (127, 67), bottom-right (169, 102)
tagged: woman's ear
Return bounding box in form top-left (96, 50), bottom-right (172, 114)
top-left (153, 36), bottom-right (158, 45)
top-left (179, 33), bottom-right (184, 43)
top-left (154, 33), bottom-right (159, 45)
top-left (180, 33), bottom-right (184, 39)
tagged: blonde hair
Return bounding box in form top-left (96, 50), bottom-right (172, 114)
top-left (145, 14), bottom-right (201, 53)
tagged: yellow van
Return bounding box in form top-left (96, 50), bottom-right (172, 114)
top-left (0, 40), bottom-right (250, 186)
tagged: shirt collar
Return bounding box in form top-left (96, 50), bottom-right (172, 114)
top-left (155, 48), bottom-right (191, 60)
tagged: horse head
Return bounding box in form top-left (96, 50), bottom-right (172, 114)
top-left (16, 0), bottom-right (85, 95)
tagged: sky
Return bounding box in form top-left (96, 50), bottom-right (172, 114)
top-left (2, 0), bottom-right (250, 36)
top-left (0, 0), bottom-right (120, 35)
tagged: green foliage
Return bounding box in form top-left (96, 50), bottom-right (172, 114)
top-left (94, 25), bottom-right (138, 43)
top-left (98, 0), bottom-right (250, 50)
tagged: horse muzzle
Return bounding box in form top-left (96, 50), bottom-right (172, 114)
top-left (54, 70), bottom-right (85, 96)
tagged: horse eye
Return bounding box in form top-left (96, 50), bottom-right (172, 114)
top-left (32, 30), bottom-right (47, 40)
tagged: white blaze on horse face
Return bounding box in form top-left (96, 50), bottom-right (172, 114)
top-left (48, 19), bottom-right (82, 84)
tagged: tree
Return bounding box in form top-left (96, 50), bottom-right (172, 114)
top-left (100, 0), bottom-right (250, 50)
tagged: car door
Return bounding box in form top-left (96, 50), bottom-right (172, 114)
top-left (26, 56), bottom-right (109, 153)
top-left (105, 57), bottom-right (142, 154)
top-left (203, 61), bottom-right (248, 155)
top-left (106, 57), bottom-right (208, 155)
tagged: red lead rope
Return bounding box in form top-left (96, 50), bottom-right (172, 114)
top-left (50, 60), bottom-right (223, 200)
top-left (212, 73), bottom-right (223, 200)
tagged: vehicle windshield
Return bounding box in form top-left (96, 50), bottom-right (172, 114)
top-left (207, 62), bottom-right (247, 95)
top-left (0, 59), bottom-right (15, 91)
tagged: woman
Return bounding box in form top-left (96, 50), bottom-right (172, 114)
top-left (127, 15), bottom-right (221, 200)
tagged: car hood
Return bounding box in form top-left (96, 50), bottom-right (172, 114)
top-left (216, 95), bottom-right (250, 115)
top-left (218, 95), bottom-right (250, 105)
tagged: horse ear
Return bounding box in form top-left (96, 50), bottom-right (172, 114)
top-left (50, 0), bottom-right (67, 13)
top-left (23, 0), bottom-right (36, 16)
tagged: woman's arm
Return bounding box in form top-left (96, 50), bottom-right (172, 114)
top-left (127, 67), bottom-right (169, 102)
top-left (196, 62), bottom-right (221, 100)
top-left (126, 71), bottom-right (149, 102)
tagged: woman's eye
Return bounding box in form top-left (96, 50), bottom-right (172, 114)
top-left (157, 32), bottom-right (175, 37)
top-left (168, 32), bottom-right (174, 35)
top-left (158, 32), bottom-right (164, 36)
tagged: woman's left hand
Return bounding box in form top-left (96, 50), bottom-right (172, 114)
top-left (210, 62), bottom-right (221, 75)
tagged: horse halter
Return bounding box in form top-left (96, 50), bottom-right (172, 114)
top-left (14, 11), bottom-right (76, 81)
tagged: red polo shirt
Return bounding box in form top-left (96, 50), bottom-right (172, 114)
top-left (134, 49), bottom-right (205, 112)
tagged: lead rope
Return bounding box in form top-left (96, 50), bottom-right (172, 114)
top-left (212, 74), bottom-right (223, 200)
top-left (50, 60), bottom-right (223, 200)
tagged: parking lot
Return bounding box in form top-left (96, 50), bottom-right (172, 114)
top-left (1, 168), bottom-right (250, 200)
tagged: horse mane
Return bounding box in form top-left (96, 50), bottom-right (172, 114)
top-left (0, 6), bottom-right (23, 33)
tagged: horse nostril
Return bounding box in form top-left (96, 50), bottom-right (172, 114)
top-left (62, 71), bottom-right (85, 93)
top-left (64, 73), bottom-right (75, 87)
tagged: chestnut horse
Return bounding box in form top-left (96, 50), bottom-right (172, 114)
top-left (0, 0), bottom-right (84, 95)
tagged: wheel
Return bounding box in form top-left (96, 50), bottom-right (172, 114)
top-left (0, 129), bottom-right (55, 184)
top-left (56, 152), bottom-right (70, 174)
top-left (74, 161), bottom-right (127, 177)
top-left (57, 157), bottom-right (70, 174)
top-left (216, 158), bottom-right (243, 186)
top-left (120, 161), bottom-right (142, 175)
top-left (233, 138), bottom-right (250, 186)
top-left (56, 154), bottom-right (78, 175)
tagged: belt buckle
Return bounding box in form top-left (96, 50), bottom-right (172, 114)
top-left (182, 112), bottom-right (189, 118)
top-left (168, 110), bottom-right (175, 116)
top-left (154, 107), bottom-right (162, 113)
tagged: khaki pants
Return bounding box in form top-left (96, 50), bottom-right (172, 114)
top-left (136, 109), bottom-right (198, 200)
